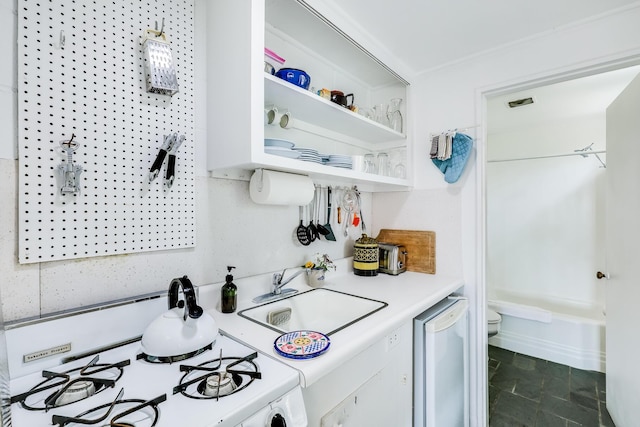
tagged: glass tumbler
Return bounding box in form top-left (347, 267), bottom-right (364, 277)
top-left (373, 104), bottom-right (389, 127)
top-left (377, 152), bottom-right (390, 176)
top-left (364, 153), bottom-right (377, 174)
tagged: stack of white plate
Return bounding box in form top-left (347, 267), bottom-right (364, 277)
top-left (293, 147), bottom-right (323, 163)
top-left (264, 139), bottom-right (301, 159)
top-left (325, 154), bottom-right (353, 169)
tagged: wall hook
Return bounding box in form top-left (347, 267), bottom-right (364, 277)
top-left (55, 30), bottom-right (65, 49)
top-left (154, 17), bottom-right (165, 37)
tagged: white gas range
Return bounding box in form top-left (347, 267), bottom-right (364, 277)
top-left (5, 287), bottom-right (307, 427)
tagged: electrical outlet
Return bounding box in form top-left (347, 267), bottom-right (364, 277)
top-left (386, 330), bottom-right (400, 351)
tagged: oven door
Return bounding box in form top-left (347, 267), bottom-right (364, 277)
top-left (239, 386), bottom-right (307, 427)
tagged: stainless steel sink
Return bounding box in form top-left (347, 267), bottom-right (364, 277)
top-left (238, 288), bottom-right (387, 335)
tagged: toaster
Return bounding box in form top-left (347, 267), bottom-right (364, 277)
top-left (378, 243), bottom-right (407, 275)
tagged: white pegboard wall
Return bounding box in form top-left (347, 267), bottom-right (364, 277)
top-left (18, 0), bottom-right (196, 263)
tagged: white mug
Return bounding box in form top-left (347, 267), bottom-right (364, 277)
top-left (265, 106), bottom-right (279, 125)
top-left (280, 111), bottom-right (293, 129)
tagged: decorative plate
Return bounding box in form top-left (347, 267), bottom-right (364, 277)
top-left (274, 330), bottom-right (330, 360)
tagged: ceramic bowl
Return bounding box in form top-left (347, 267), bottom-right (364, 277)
top-left (275, 68), bottom-right (311, 90)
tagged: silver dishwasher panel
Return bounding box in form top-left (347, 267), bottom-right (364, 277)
top-left (414, 297), bottom-right (469, 427)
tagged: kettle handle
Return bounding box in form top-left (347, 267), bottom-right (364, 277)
top-left (168, 276), bottom-right (203, 320)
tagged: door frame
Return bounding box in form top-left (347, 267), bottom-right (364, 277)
top-left (473, 55), bottom-right (640, 425)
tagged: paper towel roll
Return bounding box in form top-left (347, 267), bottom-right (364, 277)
top-left (249, 169), bottom-right (315, 205)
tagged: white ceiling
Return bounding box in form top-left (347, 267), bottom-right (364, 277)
top-left (320, 1), bottom-right (640, 132)
top-left (323, 0), bottom-right (638, 75)
top-left (487, 65), bottom-right (640, 133)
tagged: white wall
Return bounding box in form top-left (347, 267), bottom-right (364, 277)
top-left (386, 5), bottom-right (640, 426)
top-left (487, 115), bottom-right (607, 308)
top-left (0, 0), bottom-right (369, 322)
top-left (0, 0), bottom-right (466, 325)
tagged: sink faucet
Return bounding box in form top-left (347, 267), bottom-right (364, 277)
top-left (252, 268), bottom-right (305, 304)
top-left (272, 268), bottom-right (306, 295)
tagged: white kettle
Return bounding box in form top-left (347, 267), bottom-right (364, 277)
top-left (141, 276), bottom-right (218, 361)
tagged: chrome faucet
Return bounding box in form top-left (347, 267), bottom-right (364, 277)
top-left (272, 268), bottom-right (306, 295)
top-left (252, 268), bottom-right (305, 304)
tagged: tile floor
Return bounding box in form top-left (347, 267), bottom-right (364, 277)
top-left (488, 346), bottom-right (615, 427)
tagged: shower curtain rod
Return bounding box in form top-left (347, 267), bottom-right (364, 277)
top-left (488, 150), bottom-right (606, 163)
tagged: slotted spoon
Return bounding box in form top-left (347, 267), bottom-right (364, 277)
top-left (296, 206), bottom-right (311, 246)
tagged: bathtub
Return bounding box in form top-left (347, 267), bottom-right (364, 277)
top-left (488, 290), bottom-right (605, 372)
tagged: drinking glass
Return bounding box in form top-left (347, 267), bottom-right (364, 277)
top-left (373, 104), bottom-right (389, 127)
top-left (364, 153), bottom-right (377, 174)
top-left (377, 152), bottom-right (390, 176)
top-left (388, 98), bottom-right (403, 133)
top-left (392, 148), bottom-right (407, 179)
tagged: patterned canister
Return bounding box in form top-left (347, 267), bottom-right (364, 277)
top-left (353, 234), bottom-right (379, 276)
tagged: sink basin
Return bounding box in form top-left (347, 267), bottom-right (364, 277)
top-left (238, 288), bottom-right (387, 335)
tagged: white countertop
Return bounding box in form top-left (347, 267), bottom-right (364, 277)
top-left (200, 260), bottom-right (464, 387)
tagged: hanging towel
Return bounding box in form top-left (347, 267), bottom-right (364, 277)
top-left (431, 132), bottom-right (473, 183)
top-left (429, 135), bottom-right (439, 158)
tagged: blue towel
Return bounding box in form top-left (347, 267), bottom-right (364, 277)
top-left (431, 133), bottom-right (473, 183)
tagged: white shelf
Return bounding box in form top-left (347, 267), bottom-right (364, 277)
top-left (254, 152), bottom-right (410, 192)
top-left (206, 0), bottom-right (411, 193)
top-left (264, 75), bottom-right (405, 144)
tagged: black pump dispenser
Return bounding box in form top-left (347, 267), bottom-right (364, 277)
top-left (221, 266), bottom-right (237, 313)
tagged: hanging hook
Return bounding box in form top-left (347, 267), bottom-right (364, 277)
top-left (154, 17), bottom-right (165, 37)
top-left (54, 30), bottom-right (65, 49)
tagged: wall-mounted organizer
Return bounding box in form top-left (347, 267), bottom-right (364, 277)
top-left (17, 0), bottom-right (196, 264)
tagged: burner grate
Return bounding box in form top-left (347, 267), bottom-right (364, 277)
top-left (136, 342), bottom-right (213, 364)
top-left (10, 355), bottom-right (130, 411)
top-left (173, 350), bottom-right (262, 400)
top-left (51, 388), bottom-right (167, 427)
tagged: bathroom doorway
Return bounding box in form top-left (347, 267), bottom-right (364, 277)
top-left (485, 65), bottom-right (640, 368)
top-left (485, 64), bottom-right (640, 426)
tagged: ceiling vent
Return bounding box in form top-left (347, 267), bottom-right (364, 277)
top-left (507, 97), bottom-right (534, 108)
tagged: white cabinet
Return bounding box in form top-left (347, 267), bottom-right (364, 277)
top-left (206, 0), bottom-right (411, 192)
top-left (303, 322), bottom-right (413, 427)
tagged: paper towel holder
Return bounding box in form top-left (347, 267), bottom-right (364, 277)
top-left (249, 169), bottom-right (315, 206)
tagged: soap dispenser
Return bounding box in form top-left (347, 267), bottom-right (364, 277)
top-left (221, 266), bottom-right (237, 313)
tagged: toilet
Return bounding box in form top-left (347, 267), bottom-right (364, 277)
top-left (487, 309), bottom-right (502, 337)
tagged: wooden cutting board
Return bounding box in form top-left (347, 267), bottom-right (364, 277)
top-left (375, 229), bottom-right (436, 274)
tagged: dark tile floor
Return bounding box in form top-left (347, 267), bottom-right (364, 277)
top-left (488, 346), bottom-right (615, 427)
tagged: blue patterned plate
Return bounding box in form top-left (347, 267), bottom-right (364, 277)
top-left (274, 330), bottom-right (330, 360)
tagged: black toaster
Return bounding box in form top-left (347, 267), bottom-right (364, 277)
top-left (378, 243), bottom-right (407, 275)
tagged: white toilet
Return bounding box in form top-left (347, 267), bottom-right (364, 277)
top-left (487, 309), bottom-right (502, 337)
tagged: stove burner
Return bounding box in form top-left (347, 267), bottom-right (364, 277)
top-left (173, 350), bottom-right (262, 400)
top-left (52, 379), bottom-right (97, 406)
top-left (10, 355), bottom-right (130, 411)
top-left (201, 372), bottom-right (239, 397)
top-left (51, 388), bottom-right (167, 427)
top-left (136, 342), bottom-right (213, 364)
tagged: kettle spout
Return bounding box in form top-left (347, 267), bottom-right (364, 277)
top-left (168, 275), bottom-right (203, 321)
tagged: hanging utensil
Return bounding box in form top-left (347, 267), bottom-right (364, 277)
top-left (313, 186), bottom-right (322, 240)
top-left (340, 187), bottom-right (357, 237)
top-left (307, 195), bottom-right (317, 242)
top-left (296, 206), bottom-right (310, 246)
top-left (341, 187), bottom-right (360, 237)
top-left (355, 186), bottom-right (367, 234)
top-left (322, 186), bottom-right (336, 241)
top-left (317, 186), bottom-right (330, 237)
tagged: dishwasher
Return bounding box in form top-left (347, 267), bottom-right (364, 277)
top-left (414, 296), bottom-right (469, 427)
